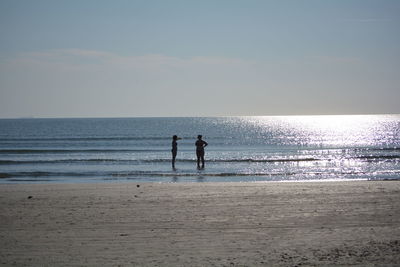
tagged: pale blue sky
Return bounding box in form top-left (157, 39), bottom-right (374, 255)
top-left (0, 0), bottom-right (399, 117)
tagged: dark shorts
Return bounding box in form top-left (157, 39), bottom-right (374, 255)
top-left (196, 150), bottom-right (204, 157)
top-left (172, 149), bottom-right (177, 157)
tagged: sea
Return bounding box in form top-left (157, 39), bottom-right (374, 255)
top-left (0, 115), bottom-right (399, 183)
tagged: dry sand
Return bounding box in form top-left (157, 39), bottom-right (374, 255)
top-left (1, 181), bottom-right (400, 266)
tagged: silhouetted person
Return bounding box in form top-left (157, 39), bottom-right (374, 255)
top-left (171, 135), bottom-right (181, 169)
top-left (195, 135), bottom-right (208, 169)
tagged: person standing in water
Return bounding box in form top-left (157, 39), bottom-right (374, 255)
top-left (195, 135), bottom-right (208, 169)
top-left (171, 135), bottom-right (181, 169)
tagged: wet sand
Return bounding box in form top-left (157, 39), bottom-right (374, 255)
top-left (1, 181), bottom-right (400, 266)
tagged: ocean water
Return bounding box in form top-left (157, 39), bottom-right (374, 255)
top-left (0, 115), bottom-right (399, 183)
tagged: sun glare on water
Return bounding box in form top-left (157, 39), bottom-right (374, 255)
top-left (241, 115), bottom-right (398, 147)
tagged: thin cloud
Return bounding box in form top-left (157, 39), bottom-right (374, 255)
top-left (4, 49), bottom-right (256, 71)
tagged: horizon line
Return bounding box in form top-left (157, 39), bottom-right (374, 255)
top-left (1, 113), bottom-right (399, 120)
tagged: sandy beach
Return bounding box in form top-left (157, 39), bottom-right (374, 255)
top-left (1, 181), bottom-right (399, 266)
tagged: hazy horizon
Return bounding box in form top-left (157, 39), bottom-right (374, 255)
top-left (1, 0), bottom-right (399, 118)
top-left (2, 113), bottom-right (400, 120)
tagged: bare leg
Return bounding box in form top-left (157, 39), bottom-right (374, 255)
top-left (172, 152), bottom-right (177, 169)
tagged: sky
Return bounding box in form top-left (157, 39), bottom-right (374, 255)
top-left (0, 0), bottom-right (399, 118)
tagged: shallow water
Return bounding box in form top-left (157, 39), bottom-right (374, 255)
top-left (0, 115), bottom-right (399, 183)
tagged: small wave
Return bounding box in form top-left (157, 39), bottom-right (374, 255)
top-left (2, 169), bottom-right (400, 181)
top-left (6, 179), bottom-right (53, 182)
top-left (371, 147), bottom-right (400, 152)
top-left (216, 158), bottom-right (318, 163)
top-left (0, 157), bottom-right (319, 165)
top-left (356, 155), bottom-right (400, 160)
top-left (0, 159), bottom-right (129, 164)
top-left (0, 149), bottom-right (165, 154)
top-left (0, 169), bottom-right (301, 179)
top-left (111, 171), bottom-right (297, 178)
top-left (0, 159), bottom-right (174, 165)
top-left (0, 137), bottom-right (168, 142)
top-left (1, 155), bottom-right (398, 166)
top-left (0, 171), bottom-right (100, 178)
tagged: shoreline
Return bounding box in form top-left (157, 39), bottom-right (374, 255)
top-left (1, 180), bottom-right (400, 266)
top-left (1, 177), bottom-right (394, 185)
